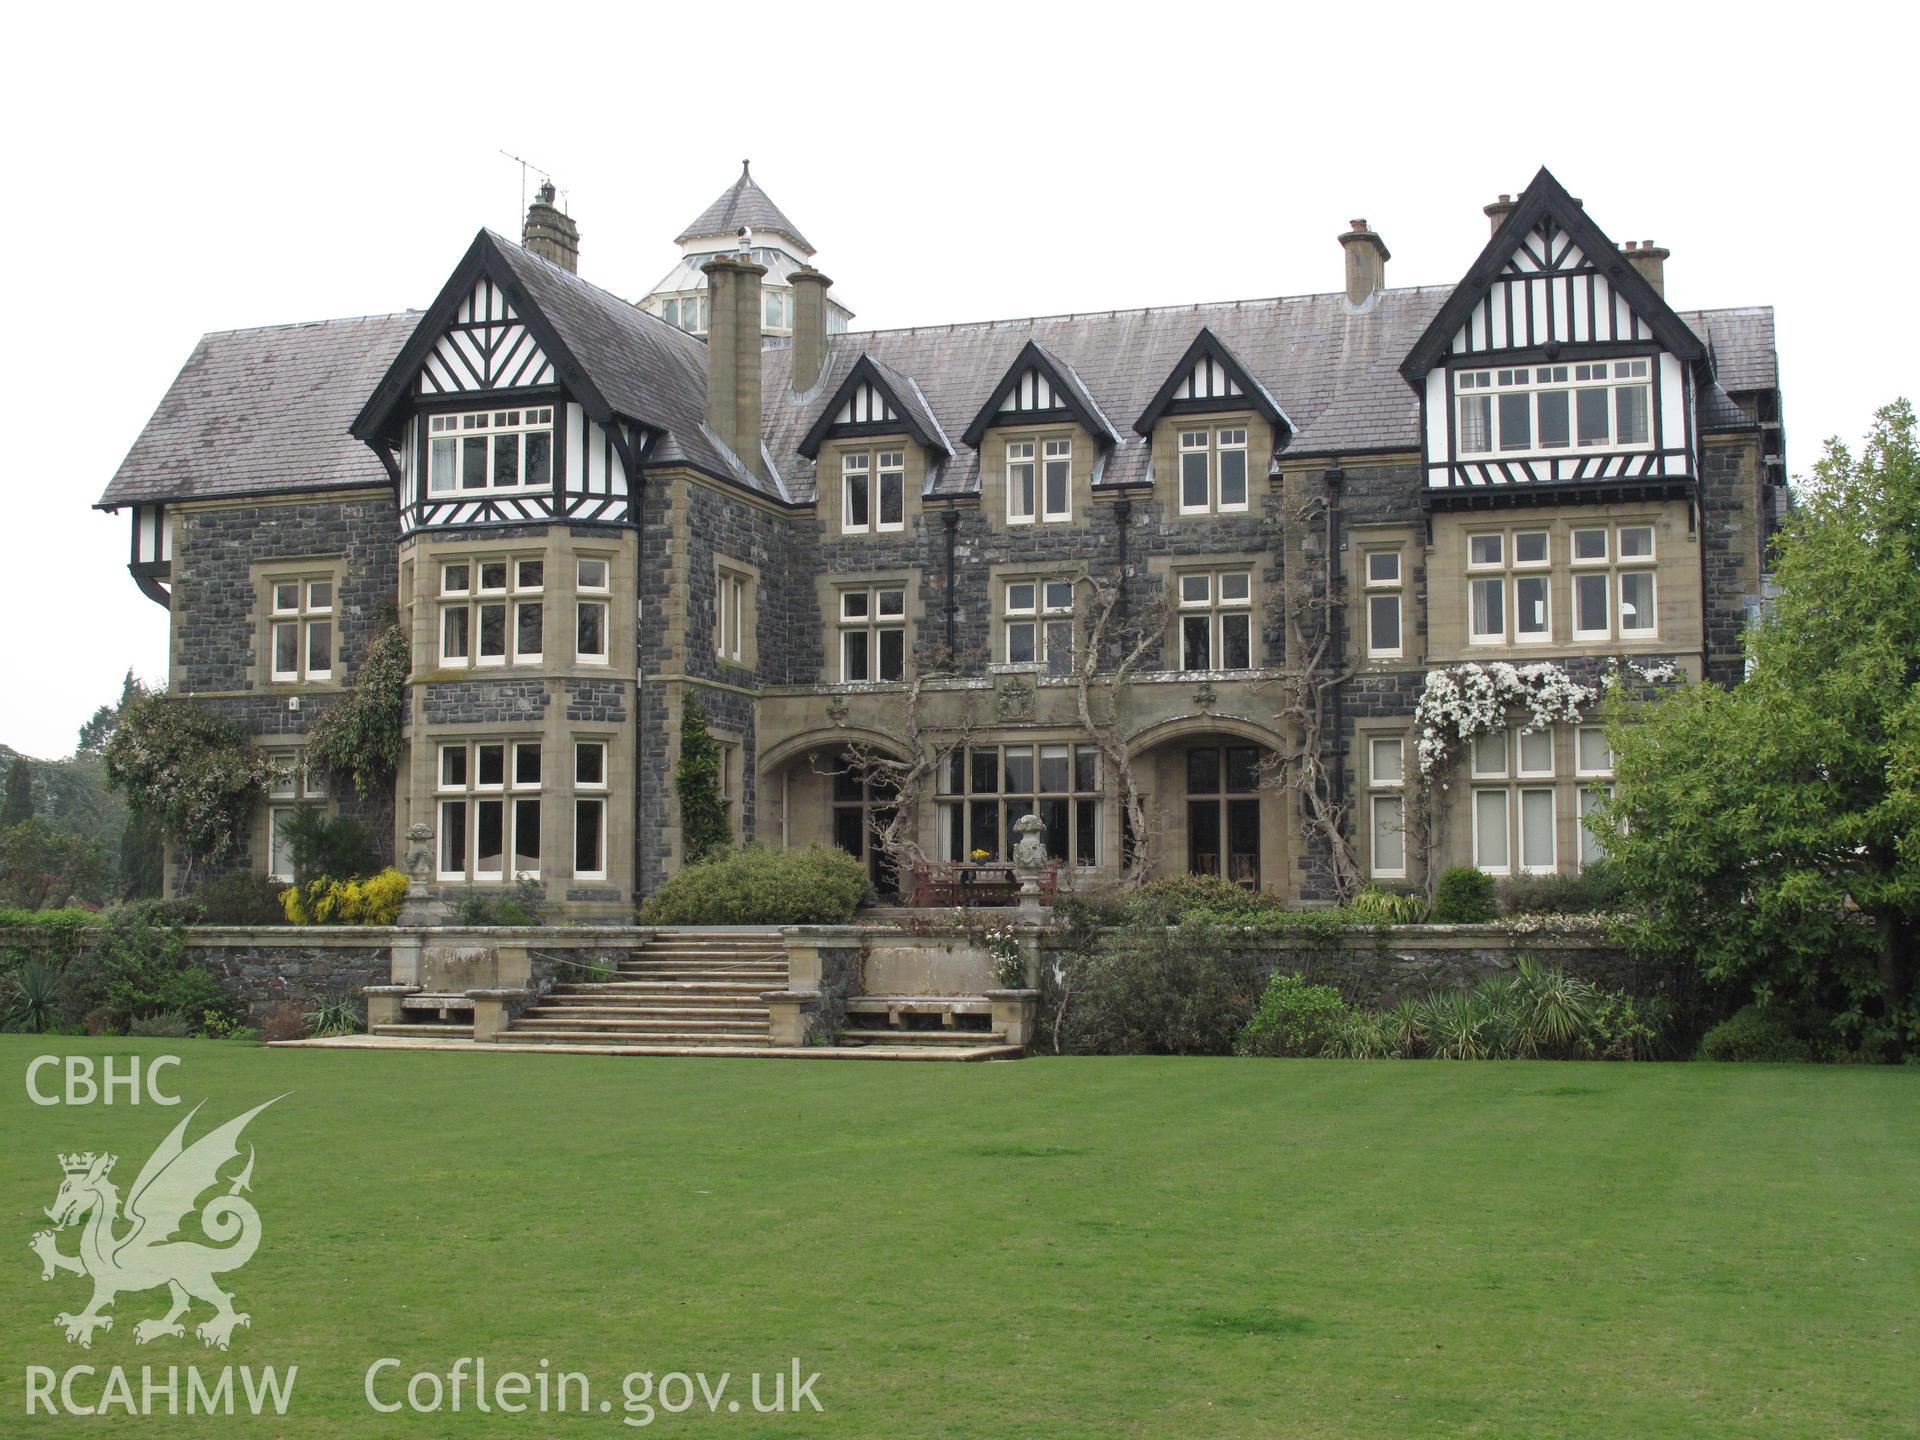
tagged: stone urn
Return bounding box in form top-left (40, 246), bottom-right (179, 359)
top-left (1011, 811), bottom-right (1050, 920)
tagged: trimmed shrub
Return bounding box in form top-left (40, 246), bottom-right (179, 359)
top-left (1237, 973), bottom-right (1352, 1057)
top-left (1126, 874), bottom-right (1284, 923)
top-left (193, 873), bottom-right (292, 925)
top-left (1698, 1005), bottom-right (1813, 1063)
top-left (1497, 863), bottom-right (1624, 916)
top-left (639, 846), bottom-right (868, 926)
top-left (452, 877), bottom-right (548, 927)
top-left (280, 869), bottom-right (408, 925)
top-left (1432, 867), bottom-right (1498, 924)
top-left (1056, 916), bottom-right (1262, 1056)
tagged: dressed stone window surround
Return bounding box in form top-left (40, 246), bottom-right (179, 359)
top-left (438, 556), bottom-right (544, 669)
top-left (1177, 426), bottom-right (1250, 515)
top-left (258, 564), bottom-right (343, 686)
top-left (436, 738), bottom-right (543, 883)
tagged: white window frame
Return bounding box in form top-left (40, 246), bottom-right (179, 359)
top-left (1364, 549), bottom-right (1403, 660)
top-left (426, 407), bottom-right (556, 497)
top-left (877, 451), bottom-right (906, 533)
top-left (1176, 570), bottom-right (1254, 671)
top-left (716, 567), bottom-right (750, 665)
top-left (1041, 439), bottom-right (1072, 522)
top-left (838, 585), bottom-right (907, 683)
top-left (437, 555), bottom-right (544, 669)
top-left (1517, 787), bottom-right (1558, 874)
top-left (1006, 442), bottom-right (1036, 524)
top-left (574, 741), bottom-right (609, 880)
top-left (268, 575), bottom-right (336, 684)
top-left (1472, 788), bottom-right (1512, 875)
top-left (841, 452), bottom-right (871, 534)
top-left (436, 739), bottom-right (543, 884)
top-left (576, 557), bottom-right (611, 665)
top-left (264, 749), bottom-right (325, 883)
top-left (1178, 430), bottom-right (1210, 515)
top-left (1367, 734), bottom-right (1406, 880)
top-left (1454, 359), bottom-right (1653, 459)
top-left (1003, 579), bottom-right (1074, 672)
top-left (1216, 428), bottom-right (1249, 512)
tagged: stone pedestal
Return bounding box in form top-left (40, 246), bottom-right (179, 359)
top-left (365, 984), bottom-right (417, 1027)
top-left (984, 989), bottom-right (1039, 1050)
top-left (469, 989), bottom-right (526, 1043)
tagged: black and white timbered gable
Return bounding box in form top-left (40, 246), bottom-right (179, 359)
top-left (961, 340), bottom-right (1121, 450)
top-left (1403, 168), bottom-right (1706, 502)
top-left (353, 233), bottom-right (654, 535)
top-left (798, 354), bottom-right (951, 461)
top-left (1133, 327), bottom-right (1290, 438)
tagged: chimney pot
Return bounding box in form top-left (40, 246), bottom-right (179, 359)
top-left (522, 183), bottom-right (580, 274)
top-left (1337, 219), bottom-right (1390, 308)
top-left (1483, 192), bottom-right (1518, 235)
top-left (1622, 238), bottom-right (1671, 298)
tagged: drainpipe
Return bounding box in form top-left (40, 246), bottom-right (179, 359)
top-left (1323, 467), bottom-right (1346, 812)
top-left (1114, 496), bottom-right (1133, 635)
top-left (942, 508), bottom-right (959, 657)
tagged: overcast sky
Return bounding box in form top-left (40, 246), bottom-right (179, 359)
top-left (2, 2), bottom-right (1913, 760)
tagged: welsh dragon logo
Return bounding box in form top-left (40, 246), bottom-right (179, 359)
top-left (30, 1096), bottom-right (284, 1350)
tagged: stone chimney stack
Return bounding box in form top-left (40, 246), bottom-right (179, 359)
top-left (1622, 239), bottom-right (1670, 298)
top-left (1338, 219), bottom-right (1390, 307)
top-left (1484, 193), bottom-right (1516, 235)
top-left (702, 253), bottom-right (769, 477)
top-left (522, 182), bottom-right (580, 274)
top-left (789, 267), bottom-right (832, 394)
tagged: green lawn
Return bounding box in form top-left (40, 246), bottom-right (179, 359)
top-left (3, 1037), bottom-right (1917, 1437)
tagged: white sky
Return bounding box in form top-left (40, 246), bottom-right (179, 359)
top-left (2, 1), bottom-right (1914, 760)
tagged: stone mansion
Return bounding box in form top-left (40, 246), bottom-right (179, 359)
top-left (99, 164), bottom-right (1785, 917)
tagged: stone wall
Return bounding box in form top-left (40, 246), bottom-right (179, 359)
top-left (1038, 923), bottom-right (1649, 1009)
top-left (185, 929), bottom-right (392, 1025)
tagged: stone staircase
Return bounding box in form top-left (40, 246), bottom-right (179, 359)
top-left (498, 929), bottom-right (785, 1050)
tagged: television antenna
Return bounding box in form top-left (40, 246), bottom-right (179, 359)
top-left (500, 150), bottom-right (566, 217)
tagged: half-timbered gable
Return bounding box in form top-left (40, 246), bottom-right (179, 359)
top-left (413, 277), bottom-right (556, 396)
top-left (1132, 327), bottom-right (1290, 438)
top-left (797, 354), bottom-right (951, 462)
top-left (1403, 168), bottom-right (1706, 500)
top-left (960, 340), bottom-right (1121, 452)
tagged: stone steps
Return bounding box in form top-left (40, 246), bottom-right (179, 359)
top-left (837, 1028), bottom-right (1009, 1048)
top-left (371, 1022), bottom-right (475, 1040)
top-left (526, 1003), bottom-right (772, 1021)
top-left (504, 1028), bottom-right (772, 1048)
top-left (512, 1015), bottom-right (769, 1035)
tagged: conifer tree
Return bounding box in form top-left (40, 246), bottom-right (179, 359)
top-left (674, 696), bottom-right (733, 862)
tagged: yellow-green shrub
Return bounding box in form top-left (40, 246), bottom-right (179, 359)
top-left (279, 868), bottom-right (409, 926)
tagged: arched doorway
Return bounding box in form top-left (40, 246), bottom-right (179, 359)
top-left (759, 731), bottom-right (912, 901)
top-left (1127, 718), bottom-right (1289, 895)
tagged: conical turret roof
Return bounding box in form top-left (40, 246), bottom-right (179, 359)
top-left (674, 160), bottom-right (813, 254)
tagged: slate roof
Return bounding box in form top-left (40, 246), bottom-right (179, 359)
top-left (98, 312), bottom-right (417, 509)
top-left (761, 287), bottom-right (1458, 502)
top-left (100, 229), bottom-right (1779, 515)
top-left (1682, 305), bottom-right (1778, 394)
top-left (480, 235), bottom-right (785, 499)
top-left (674, 162), bottom-right (813, 254)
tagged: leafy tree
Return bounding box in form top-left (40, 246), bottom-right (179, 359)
top-left (306, 621), bottom-right (408, 796)
top-left (119, 804), bottom-right (164, 899)
top-left (77, 670), bottom-right (144, 756)
top-left (674, 695), bottom-right (732, 863)
top-left (102, 695), bottom-right (273, 881)
top-left (0, 819), bottom-right (111, 909)
top-left (1599, 400), bottom-right (1920, 1058)
top-left (2, 758), bottom-right (35, 825)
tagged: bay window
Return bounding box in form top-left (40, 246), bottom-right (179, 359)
top-left (1456, 359), bottom-right (1652, 458)
top-left (426, 407), bottom-right (554, 495)
top-left (438, 556), bottom-right (543, 668)
top-left (437, 739), bottom-right (541, 883)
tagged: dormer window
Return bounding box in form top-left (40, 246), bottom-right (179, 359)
top-left (427, 408), bottom-right (554, 496)
top-left (1178, 427), bottom-right (1249, 515)
top-left (1007, 439), bottom-right (1071, 524)
top-left (842, 451), bottom-right (905, 534)
top-left (1456, 360), bottom-right (1651, 458)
